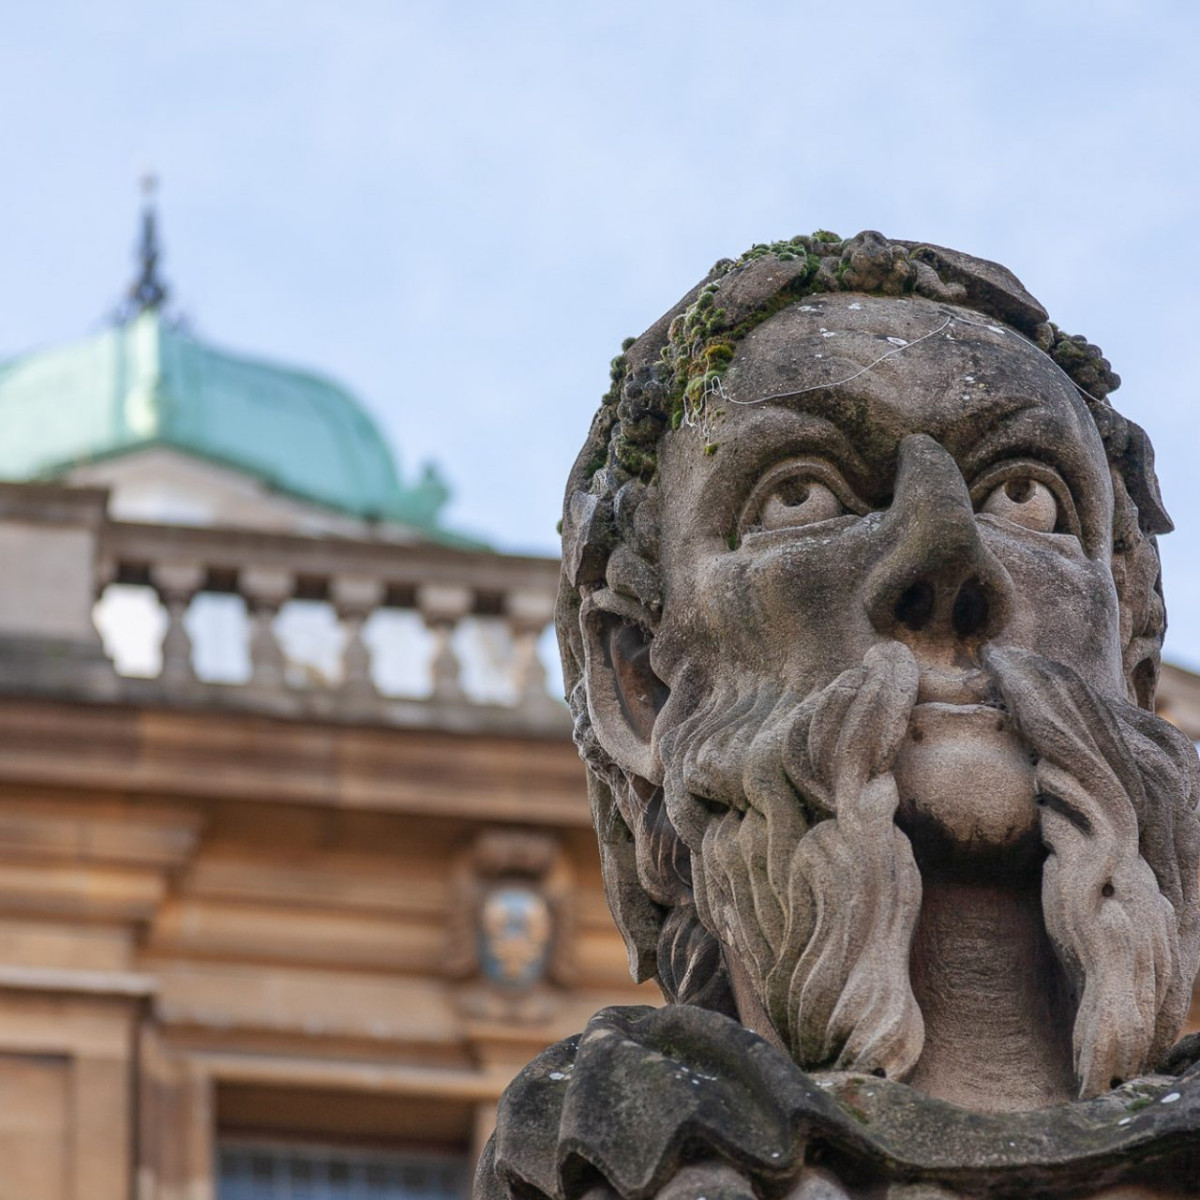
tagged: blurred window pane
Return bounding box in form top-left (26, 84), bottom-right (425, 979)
top-left (217, 1143), bottom-right (466, 1199)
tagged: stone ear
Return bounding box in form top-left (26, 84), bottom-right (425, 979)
top-left (580, 591), bottom-right (668, 785)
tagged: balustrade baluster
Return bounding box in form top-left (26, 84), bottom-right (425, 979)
top-left (332, 576), bottom-right (384, 696)
top-left (240, 567), bottom-right (292, 690)
top-left (150, 562), bottom-right (205, 686)
top-left (505, 589), bottom-right (555, 705)
top-left (417, 583), bottom-right (472, 701)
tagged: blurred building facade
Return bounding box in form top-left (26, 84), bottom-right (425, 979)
top-left (3, 200), bottom-right (1200, 1200)
top-left (0, 201), bottom-right (649, 1200)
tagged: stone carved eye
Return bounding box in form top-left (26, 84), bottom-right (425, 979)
top-left (974, 464), bottom-right (1078, 537)
top-left (740, 459), bottom-right (866, 540)
top-left (759, 478), bottom-right (844, 529)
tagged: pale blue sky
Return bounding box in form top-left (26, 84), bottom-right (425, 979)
top-left (3, 1), bottom-right (1200, 663)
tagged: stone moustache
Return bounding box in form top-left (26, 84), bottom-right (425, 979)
top-left (476, 232), bottom-right (1200, 1198)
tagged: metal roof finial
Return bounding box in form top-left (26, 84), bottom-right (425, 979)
top-left (125, 174), bottom-right (169, 316)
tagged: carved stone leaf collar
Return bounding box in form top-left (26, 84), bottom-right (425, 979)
top-left (483, 1005), bottom-right (1200, 1199)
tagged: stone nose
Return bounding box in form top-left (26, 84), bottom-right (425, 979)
top-left (865, 434), bottom-right (1013, 645)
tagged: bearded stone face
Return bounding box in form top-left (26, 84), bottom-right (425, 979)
top-left (577, 291), bottom-right (1200, 1112)
top-left (654, 294), bottom-right (1123, 845)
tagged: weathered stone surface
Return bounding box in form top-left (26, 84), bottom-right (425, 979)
top-left (481, 1006), bottom-right (1200, 1198)
top-left (905, 241), bottom-right (1049, 335)
top-left (485, 232), bottom-right (1200, 1197)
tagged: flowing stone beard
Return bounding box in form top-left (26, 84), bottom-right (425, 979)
top-left (658, 643), bottom-right (927, 1083)
top-left (656, 642), bottom-right (1200, 1098)
top-left (987, 647), bottom-right (1200, 1096)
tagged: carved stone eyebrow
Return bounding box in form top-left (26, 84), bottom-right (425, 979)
top-left (696, 403), bottom-right (877, 506)
top-left (952, 392), bottom-right (1089, 476)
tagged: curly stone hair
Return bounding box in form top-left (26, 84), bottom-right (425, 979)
top-left (556, 230), bottom-right (1175, 1014)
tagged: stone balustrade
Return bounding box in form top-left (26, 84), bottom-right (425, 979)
top-left (0, 483), bottom-right (568, 736)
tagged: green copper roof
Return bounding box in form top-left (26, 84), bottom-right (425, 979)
top-left (0, 310), bottom-right (459, 536)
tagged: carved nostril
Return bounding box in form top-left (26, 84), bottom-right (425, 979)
top-left (895, 582), bottom-right (935, 632)
top-left (951, 577), bottom-right (989, 639)
top-left (891, 577), bottom-right (992, 638)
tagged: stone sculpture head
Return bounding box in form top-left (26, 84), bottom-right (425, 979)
top-left (558, 232), bottom-right (1200, 1111)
